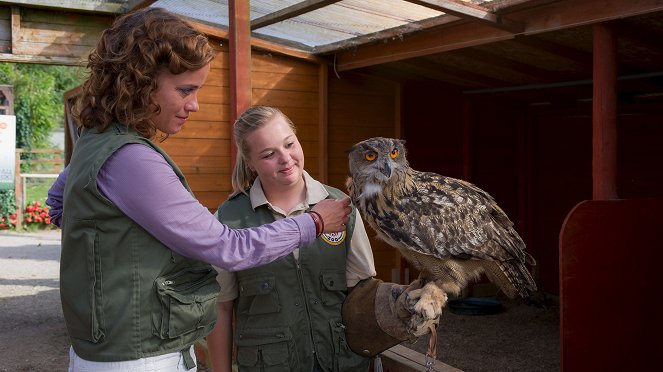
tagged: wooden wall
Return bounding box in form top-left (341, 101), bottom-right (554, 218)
top-left (160, 40), bottom-right (323, 213)
top-left (328, 70), bottom-right (402, 282)
top-left (0, 5), bottom-right (112, 65)
top-left (159, 41), bottom-right (232, 210)
top-left (252, 50), bottom-right (321, 178)
top-left (401, 80), bottom-right (663, 295)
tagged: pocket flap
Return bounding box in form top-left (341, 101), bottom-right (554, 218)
top-left (321, 270), bottom-right (346, 291)
top-left (261, 342), bottom-right (289, 366)
top-left (236, 347), bottom-right (258, 367)
top-left (235, 327), bottom-right (292, 347)
top-left (239, 276), bottom-right (276, 296)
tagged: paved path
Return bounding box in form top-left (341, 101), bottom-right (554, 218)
top-left (0, 230), bottom-right (69, 371)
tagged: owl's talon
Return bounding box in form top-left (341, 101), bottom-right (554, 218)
top-left (412, 282), bottom-right (447, 319)
top-left (407, 313), bottom-right (440, 337)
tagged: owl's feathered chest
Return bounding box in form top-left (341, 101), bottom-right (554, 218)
top-left (348, 169), bottom-right (522, 261)
top-left (349, 170), bottom-right (443, 251)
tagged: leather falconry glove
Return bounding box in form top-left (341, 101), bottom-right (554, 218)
top-left (342, 278), bottom-right (446, 357)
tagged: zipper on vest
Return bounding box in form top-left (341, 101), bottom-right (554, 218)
top-left (296, 261), bottom-right (318, 355)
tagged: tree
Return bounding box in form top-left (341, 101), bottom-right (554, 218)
top-left (0, 63), bottom-right (84, 149)
top-left (0, 63), bottom-right (83, 226)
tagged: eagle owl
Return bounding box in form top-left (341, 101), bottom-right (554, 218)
top-left (346, 137), bottom-right (537, 300)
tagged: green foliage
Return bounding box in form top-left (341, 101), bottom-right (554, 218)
top-left (0, 62), bottom-right (84, 149)
top-left (0, 189), bottom-right (16, 216)
top-left (0, 190), bottom-right (17, 229)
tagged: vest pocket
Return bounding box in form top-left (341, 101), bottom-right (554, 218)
top-left (153, 266), bottom-right (220, 339)
top-left (235, 327), bottom-right (294, 371)
top-left (328, 319), bottom-right (370, 372)
top-left (320, 270), bottom-right (347, 306)
top-left (238, 276), bottom-right (280, 314)
top-left (60, 220), bottom-right (105, 343)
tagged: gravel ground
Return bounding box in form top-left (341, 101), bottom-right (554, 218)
top-left (0, 230), bottom-right (69, 371)
top-left (0, 230), bottom-right (559, 372)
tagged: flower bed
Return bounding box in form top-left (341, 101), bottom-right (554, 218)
top-left (0, 201), bottom-right (54, 230)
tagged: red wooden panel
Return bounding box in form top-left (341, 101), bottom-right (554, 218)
top-left (560, 198), bottom-right (663, 371)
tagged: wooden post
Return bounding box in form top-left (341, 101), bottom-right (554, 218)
top-left (14, 148), bottom-right (22, 230)
top-left (228, 0), bottom-right (252, 170)
top-left (10, 6), bottom-right (20, 55)
top-left (592, 23), bottom-right (618, 200)
top-left (317, 64), bottom-right (328, 183)
top-left (462, 98), bottom-right (472, 181)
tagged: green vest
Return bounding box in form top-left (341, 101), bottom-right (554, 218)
top-left (217, 187), bottom-right (369, 372)
top-left (61, 123), bottom-right (219, 362)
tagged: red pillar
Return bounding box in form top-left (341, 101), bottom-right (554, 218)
top-left (228, 0), bottom-right (252, 167)
top-left (592, 23), bottom-right (618, 200)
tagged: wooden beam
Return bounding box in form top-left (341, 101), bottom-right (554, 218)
top-left (333, 0), bottom-right (663, 71)
top-left (379, 344), bottom-right (461, 371)
top-left (228, 0), bottom-right (252, 168)
top-left (511, 35), bottom-right (592, 70)
top-left (0, 53), bottom-right (84, 65)
top-left (398, 58), bottom-right (507, 87)
top-left (125, 0), bottom-right (158, 11)
top-left (251, 0), bottom-right (341, 30)
top-left (3, 0), bottom-right (127, 14)
top-left (10, 5), bottom-right (19, 56)
top-left (317, 63), bottom-right (328, 183)
top-left (452, 47), bottom-right (557, 81)
top-left (191, 19), bottom-right (325, 64)
top-left (404, 0), bottom-right (524, 33)
top-left (592, 23), bottom-right (617, 200)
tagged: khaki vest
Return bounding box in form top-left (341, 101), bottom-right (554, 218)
top-left (61, 123), bottom-right (219, 362)
top-left (218, 188), bottom-right (369, 372)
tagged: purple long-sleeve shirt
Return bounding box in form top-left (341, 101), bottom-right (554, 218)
top-left (46, 144), bottom-right (316, 271)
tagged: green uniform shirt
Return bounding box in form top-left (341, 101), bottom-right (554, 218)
top-left (218, 186), bottom-right (369, 372)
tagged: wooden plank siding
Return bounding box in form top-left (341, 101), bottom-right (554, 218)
top-left (252, 50), bottom-right (322, 196)
top-left (0, 7), bottom-right (10, 53)
top-left (328, 70), bottom-right (402, 282)
top-left (160, 41), bottom-right (324, 212)
top-left (0, 5), bottom-right (112, 65)
top-left (158, 42), bottom-right (232, 210)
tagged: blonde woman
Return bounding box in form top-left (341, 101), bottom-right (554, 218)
top-left (207, 106), bottom-right (376, 371)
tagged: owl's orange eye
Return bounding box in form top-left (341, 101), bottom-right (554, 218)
top-left (364, 152), bottom-right (377, 161)
top-left (390, 148), bottom-right (399, 158)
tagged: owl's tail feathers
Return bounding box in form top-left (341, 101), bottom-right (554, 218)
top-left (488, 259), bottom-right (537, 299)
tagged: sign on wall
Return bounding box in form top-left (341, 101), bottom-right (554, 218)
top-left (0, 115), bottom-right (16, 191)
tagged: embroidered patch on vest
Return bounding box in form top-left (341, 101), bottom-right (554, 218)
top-left (321, 231), bottom-right (346, 245)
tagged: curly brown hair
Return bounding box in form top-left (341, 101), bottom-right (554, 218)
top-left (73, 7), bottom-right (216, 138)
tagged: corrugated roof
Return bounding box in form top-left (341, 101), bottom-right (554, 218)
top-left (6, 0), bottom-right (501, 53)
top-left (150, 0), bottom-right (496, 51)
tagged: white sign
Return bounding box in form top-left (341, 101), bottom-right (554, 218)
top-left (0, 115), bottom-right (16, 190)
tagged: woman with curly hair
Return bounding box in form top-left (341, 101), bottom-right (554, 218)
top-left (45, 8), bottom-right (350, 371)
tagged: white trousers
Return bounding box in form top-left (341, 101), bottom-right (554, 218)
top-left (68, 345), bottom-right (197, 372)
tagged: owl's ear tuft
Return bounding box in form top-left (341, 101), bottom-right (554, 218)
top-left (344, 144), bottom-right (357, 155)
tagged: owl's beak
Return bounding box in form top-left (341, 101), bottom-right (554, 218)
top-left (380, 161), bottom-right (392, 178)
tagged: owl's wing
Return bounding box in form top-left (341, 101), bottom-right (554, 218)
top-left (379, 170), bottom-right (527, 263)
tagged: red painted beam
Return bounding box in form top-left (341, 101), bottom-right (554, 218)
top-left (228, 0), bottom-right (252, 168)
top-left (592, 23), bottom-right (617, 200)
